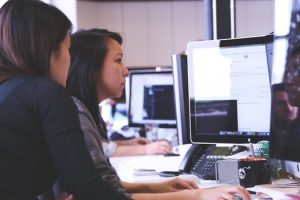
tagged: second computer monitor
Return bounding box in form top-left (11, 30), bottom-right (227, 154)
top-left (187, 35), bottom-right (273, 144)
top-left (172, 54), bottom-right (190, 144)
top-left (128, 70), bottom-right (176, 128)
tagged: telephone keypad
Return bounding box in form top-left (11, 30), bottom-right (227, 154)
top-left (192, 157), bottom-right (223, 179)
top-left (190, 144), bottom-right (224, 179)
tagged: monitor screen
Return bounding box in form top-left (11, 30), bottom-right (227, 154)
top-left (128, 70), bottom-right (176, 128)
top-left (187, 35), bottom-right (273, 144)
top-left (270, 0), bottom-right (300, 164)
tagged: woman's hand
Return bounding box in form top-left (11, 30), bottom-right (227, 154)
top-left (145, 140), bottom-right (172, 155)
top-left (149, 177), bottom-right (199, 193)
top-left (196, 185), bottom-right (251, 200)
top-left (115, 137), bottom-right (150, 145)
top-left (128, 137), bottom-right (150, 145)
top-left (56, 193), bottom-right (73, 200)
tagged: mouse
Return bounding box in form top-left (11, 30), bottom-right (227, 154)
top-left (228, 145), bottom-right (248, 155)
top-left (121, 125), bottom-right (129, 131)
top-left (164, 153), bottom-right (180, 157)
top-left (159, 171), bottom-right (181, 177)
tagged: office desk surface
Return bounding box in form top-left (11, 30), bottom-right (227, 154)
top-left (109, 144), bottom-right (192, 182)
top-left (110, 153), bottom-right (230, 191)
top-left (110, 154), bottom-right (183, 182)
top-left (248, 184), bottom-right (300, 200)
top-left (110, 145), bottom-right (300, 199)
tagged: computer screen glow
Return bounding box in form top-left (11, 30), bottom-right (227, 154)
top-left (128, 70), bottom-right (176, 127)
top-left (187, 36), bottom-right (272, 143)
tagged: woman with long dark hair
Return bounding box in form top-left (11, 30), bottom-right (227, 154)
top-left (0, 1), bottom-right (129, 200)
top-left (66, 28), bottom-right (251, 200)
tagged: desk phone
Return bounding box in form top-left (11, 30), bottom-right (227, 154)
top-left (179, 144), bottom-right (244, 180)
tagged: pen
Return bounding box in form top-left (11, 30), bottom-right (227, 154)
top-left (248, 138), bottom-right (255, 157)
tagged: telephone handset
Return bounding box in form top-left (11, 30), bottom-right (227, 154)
top-left (179, 144), bottom-right (235, 180)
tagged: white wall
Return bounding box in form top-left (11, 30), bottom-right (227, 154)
top-left (77, 0), bottom-right (274, 67)
top-left (236, 0), bottom-right (274, 37)
top-left (77, 1), bottom-right (203, 67)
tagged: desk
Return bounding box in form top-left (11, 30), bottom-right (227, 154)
top-left (109, 151), bottom-right (222, 189)
top-left (247, 185), bottom-right (300, 199)
top-left (110, 144), bottom-right (300, 200)
top-left (110, 154), bottom-right (179, 182)
top-left (109, 144), bottom-right (221, 186)
top-left (110, 144), bottom-right (190, 182)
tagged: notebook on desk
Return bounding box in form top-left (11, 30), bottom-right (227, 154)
top-left (247, 184), bottom-right (300, 200)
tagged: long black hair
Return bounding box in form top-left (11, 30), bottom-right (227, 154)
top-left (0, 0), bottom-right (71, 80)
top-left (67, 29), bottom-right (122, 138)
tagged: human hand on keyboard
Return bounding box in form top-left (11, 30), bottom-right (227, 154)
top-left (145, 140), bottom-right (172, 155)
top-left (148, 177), bottom-right (199, 193)
top-left (195, 185), bottom-right (251, 200)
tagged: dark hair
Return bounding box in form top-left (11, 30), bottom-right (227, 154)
top-left (272, 83), bottom-right (286, 93)
top-left (67, 29), bottom-right (122, 138)
top-left (0, 0), bottom-right (71, 80)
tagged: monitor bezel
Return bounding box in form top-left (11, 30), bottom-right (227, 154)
top-left (128, 69), bottom-right (176, 128)
top-left (187, 35), bottom-right (273, 144)
top-left (172, 54), bottom-right (191, 144)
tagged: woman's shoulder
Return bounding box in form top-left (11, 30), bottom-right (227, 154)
top-left (23, 76), bottom-right (71, 100)
top-left (11, 75), bottom-right (65, 92)
top-left (71, 97), bottom-right (95, 122)
top-left (34, 76), bottom-right (65, 91)
top-left (14, 75), bottom-right (75, 109)
top-left (71, 96), bottom-right (99, 131)
top-left (2, 75), bottom-right (68, 100)
top-left (71, 96), bottom-right (89, 113)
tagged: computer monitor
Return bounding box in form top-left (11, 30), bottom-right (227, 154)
top-left (125, 67), bottom-right (171, 118)
top-left (172, 54), bottom-right (190, 144)
top-left (187, 35), bottom-right (273, 144)
top-left (270, 0), bottom-right (300, 178)
top-left (128, 70), bottom-right (176, 128)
